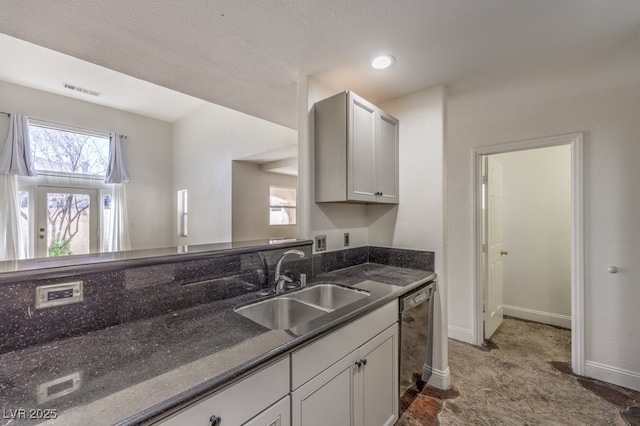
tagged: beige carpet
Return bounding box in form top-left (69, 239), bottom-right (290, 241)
top-left (399, 318), bottom-right (637, 425)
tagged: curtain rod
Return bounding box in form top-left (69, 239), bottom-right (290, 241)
top-left (0, 112), bottom-right (127, 139)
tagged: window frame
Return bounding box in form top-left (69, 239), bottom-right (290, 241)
top-left (269, 185), bottom-right (297, 226)
top-left (18, 119), bottom-right (116, 258)
top-left (28, 119), bottom-right (111, 180)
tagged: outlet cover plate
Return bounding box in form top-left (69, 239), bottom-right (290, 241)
top-left (315, 235), bottom-right (327, 252)
top-left (35, 281), bottom-right (83, 309)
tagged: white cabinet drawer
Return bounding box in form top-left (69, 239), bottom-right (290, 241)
top-left (157, 356), bottom-right (289, 426)
top-left (291, 299), bottom-right (397, 390)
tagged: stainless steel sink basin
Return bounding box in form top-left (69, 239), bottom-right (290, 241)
top-left (291, 283), bottom-right (370, 310)
top-left (235, 297), bottom-right (327, 330)
top-left (235, 283), bottom-right (371, 330)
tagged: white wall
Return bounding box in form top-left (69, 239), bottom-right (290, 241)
top-left (447, 37), bottom-right (640, 390)
top-left (173, 102), bottom-right (297, 245)
top-left (493, 146), bottom-right (571, 328)
top-left (232, 161), bottom-right (297, 241)
top-left (298, 78), bottom-right (450, 388)
top-left (0, 80), bottom-right (174, 250)
top-left (374, 86), bottom-right (450, 389)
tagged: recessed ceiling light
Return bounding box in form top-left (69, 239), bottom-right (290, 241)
top-left (371, 55), bottom-right (395, 70)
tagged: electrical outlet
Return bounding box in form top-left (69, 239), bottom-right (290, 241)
top-left (315, 235), bottom-right (327, 252)
top-left (344, 233), bottom-right (350, 247)
top-left (35, 282), bottom-right (83, 309)
top-left (37, 372), bottom-right (81, 404)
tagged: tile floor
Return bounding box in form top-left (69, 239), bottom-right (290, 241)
top-left (397, 317), bottom-right (640, 425)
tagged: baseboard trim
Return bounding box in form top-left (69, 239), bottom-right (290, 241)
top-left (426, 366), bottom-right (451, 390)
top-left (503, 305), bottom-right (571, 329)
top-left (584, 361), bottom-right (640, 392)
top-left (448, 325), bottom-right (474, 344)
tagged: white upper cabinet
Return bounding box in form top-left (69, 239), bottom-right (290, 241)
top-left (314, 91), bottom-right (399, 204)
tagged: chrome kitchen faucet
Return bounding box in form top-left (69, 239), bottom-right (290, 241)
top-left (274, 250), bottom-right (305, 294)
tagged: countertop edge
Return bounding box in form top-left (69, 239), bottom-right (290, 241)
top-left (121, 271), bottom-right (437, 426)
top-left (0, 239), bottom-right (313, 283)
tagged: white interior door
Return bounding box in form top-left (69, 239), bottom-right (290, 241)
top-left (484, 156), bottom-right (505, 338)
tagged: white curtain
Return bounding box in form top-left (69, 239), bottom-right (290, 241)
top-left (0, 114), bottom-right (34, 261)
top-left (0, 114), bottom-right (37, 177)
top-left (0, 175), bottom-right (24, 261)
top-left (107, 184), bottom-right (131, 252)
top-left (104, 133), bottom-right (131, 251)
top-left (105, 133), bottom-right (130, 184)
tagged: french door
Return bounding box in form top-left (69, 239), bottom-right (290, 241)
top-left (36, 187), bottom-right (99, 257)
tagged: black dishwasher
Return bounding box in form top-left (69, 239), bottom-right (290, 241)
top-left (398, 280), bottom-right (436, 414)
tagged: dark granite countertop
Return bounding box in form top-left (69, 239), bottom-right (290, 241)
top-left (0, 263), bottom-right (435, 426)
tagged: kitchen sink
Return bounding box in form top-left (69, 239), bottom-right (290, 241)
top-left (290, 283), bottom-right (369, 310)
top-left (235, 283), bottom-right (371, 330)
top-left (234, 297), bottom-right (328, 330)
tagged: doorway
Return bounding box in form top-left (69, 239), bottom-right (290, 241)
top-left (36, 186), bottom-right (99, 257)
top-left (473, 133), bottom-right (585, 375)
top-left (482, 145), bottom-right (572, 339)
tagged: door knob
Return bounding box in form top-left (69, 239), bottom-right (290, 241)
top-left (500, 250), bottom-right (509, 256)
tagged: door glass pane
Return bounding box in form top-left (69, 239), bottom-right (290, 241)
top-left (45, 192), bottom-right (91, 257)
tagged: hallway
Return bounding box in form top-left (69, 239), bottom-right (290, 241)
top-left (398, 318), bottom-right (640, 425)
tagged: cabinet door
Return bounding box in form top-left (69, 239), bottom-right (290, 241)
top-left (244, 395), bottom-right (290, 426)
top-left (292, 351), bottom-right (357, 426)
top-left (348, 93), bottom-right (377, 202)
top-left (376, 112), bottom-right (399, 204)
top-left (356, 324), bottom-right (399, 426)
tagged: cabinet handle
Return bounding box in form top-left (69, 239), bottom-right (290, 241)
top-left (361, 358), bottom-right (367, 366)
top-left (355, 358), bottom-right (367, 368)
top-left (210, 415), bottom-right (222, 426)
top-left (355, 360), bottom-right (362, 368)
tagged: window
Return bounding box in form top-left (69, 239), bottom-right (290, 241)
top-left (20, 121), bottom-right (112, 258)
top-left (269, 186), bottom-right (296, 225)
top-left (29, 123), bottom-right (110, 177)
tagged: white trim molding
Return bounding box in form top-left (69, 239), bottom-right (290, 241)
top-left (503, 305), bottom-right (571, 329)
top-left (584, 361), bottom-right (640, 392)
top-left (448, 325), bottom-right (475, 344)
top-left (472, 132), bottom-right (585, 375)
top-left (426, 366), bottom-right (451, 390)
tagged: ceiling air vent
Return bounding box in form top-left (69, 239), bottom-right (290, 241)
top-left (62, 83), bottom-right (101, 97)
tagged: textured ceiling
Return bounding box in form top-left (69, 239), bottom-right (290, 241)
top-left (1, 0), bottom-right (640, 129)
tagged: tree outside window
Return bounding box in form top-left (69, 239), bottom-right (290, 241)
top-left (29, 124), bottom-right (110, 256)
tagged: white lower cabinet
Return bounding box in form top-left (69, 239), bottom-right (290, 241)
top-left (244, 395), bottom-right (291, 426)
top-left (292, 324), bottom-right (398, 426)
top-left (291, 300), bottom-right (399, 426)
top-left (359, 325), bottom-right (398, 426)
top-left (156, 356), bottom-right (290, 426)
top-left (155, 301), bottom-right (399, 426)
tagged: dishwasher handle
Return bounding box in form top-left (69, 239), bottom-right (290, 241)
top-left (400, 282), bottom-right (434, 312)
